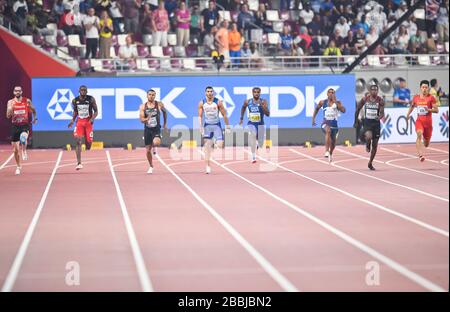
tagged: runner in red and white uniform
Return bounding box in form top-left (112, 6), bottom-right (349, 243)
top-left (68, 85), bottom-right (98, 170)
top-left (406, 80), bottom-right (439, 162)
top-left (6, 86), bottom-right (37, 175)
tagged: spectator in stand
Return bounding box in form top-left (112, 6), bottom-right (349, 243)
top-left (96, 0), bottom-right (111, 15)
top-left (342, 29), bottom-right (357, 55)
top-left (390, 24), bottom-right (410, 54)
top-left (241, 41), bottom-right (251, 57)
top-left (323, 39), bottom-right (342, 56)
top-left (13, 0), bottom-right (28, 35)
top-left (52, 0), bottom-right (65, 22)
top-left (329, 28), bottom-right (345, 50)
top-left (176, 1), bottom-right (191, 47)
top-left (165, 0), bottom-right (178, 30)
top-left (280, 0), bottom-right (291, 11)
top-left (118, 34), bottom-right (138, 69)
top-left (342, 4), bottom-right (355, 23)
top-left (141, 4), bottom-right (153, 34)
top-left (430, 79), bottom-right (445, 106)
top-left (99, 9), bottom-right (113, 59)
top-left (392, 78), bottom-right (411, 108)
top-left (228, 22), bottom-right (241, 65)
top-left (215, 20), bottom-right (230, 63)
top-left (436, 1), bottom-right (449, 45)
top-left (152, 0), bottom-right (169, 47)
top-left (122, 0), bottom-right (141, 34)
top-left (395, 1), bottom-right (408, 20)
top-left (109, 0), bottom-right (123, 34)
top-left (334, 16), bottom-right (350, 39)
top-left (294, 25), bottom-right (312, 55)
top-left (190, 4), bottom-right (202, 39)
top-left (237, 4), bottom-right (255, 35)
top-left (299, 3), bottom-right (314, 26)
top-left (146, 0), bottom-right (158, 11)
top-left (255, 3), bottom-right (272, 33)
top-left (409, 28), bottom-right (427, 54)
top-left (83, 7), bottom-right (100, 59)
top-left (353, 27), bottom-right (367, 53)
top-left (366, 25), bottom-right (384, 55)
top-left (201, 0), bottom-right (219, 41)
top-left (278, 25), bottom-right (294, 56)
top-left (203, 25), bottom-right (217, 55)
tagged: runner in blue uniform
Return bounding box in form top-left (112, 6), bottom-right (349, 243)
top-left (239, 87), bottom-right (270, 163)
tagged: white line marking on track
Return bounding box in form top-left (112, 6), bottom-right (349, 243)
top-left (441, 159), bottom-right (449, 165)
top-left (381, 147), bottom-right (448, 166)
top-left (106, 151), bottom-right (154, 292)
top-left (427, 147), bottom-right (449, 154)
top-left (336, 148), bottom-right (449, 181)
top-left (251, 149), bottom-right (449, 237)
top-left (1, 151), bottom-right (63, 292)
top-left (156, 153), bottom-right (299, 292)
top-left (292, 149), bottom-right (448, 203)
top-left (0, 153), bottom-right (14, 170)
top-left (207, 151), bottom-right (446, 292)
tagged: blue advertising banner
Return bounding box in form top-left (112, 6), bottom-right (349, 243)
top-left (32, 75), bottom-right (356, 131)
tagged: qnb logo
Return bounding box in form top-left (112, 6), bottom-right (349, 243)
top-left (47, 89), bottom-right (75, 120)
top-left (439, 110), bottom-right (449, 138)
top-left (380, 114), bottom-right (393, 140)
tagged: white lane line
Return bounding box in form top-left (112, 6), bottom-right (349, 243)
top-left (156, 154), bottom-right (298, 292)
top-left (1, 151), bottom-right (63, 292)
top-left (207, 151), bottom-right (446, 292)
top-left (292, 149), bottom-right (448, 203)
top-left (381, 147), bottom-right (448, 166)
top-left (336, 148), bottom-right (449, 181)
top-left (441, 159), bottom-right (449, 165)
top-left (427, 147), bottom-right (449, 154)
top-left (106, 151), bottom-right (154, 292)
top-left (0, 153), bottom-right (14, 170)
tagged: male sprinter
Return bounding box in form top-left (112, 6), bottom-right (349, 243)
top-left (239, 87), bottom-right (270, 163)
top-left (354, 84), bottom-right (385, 170)
top-left (406, 80), bottom-right (439, 162)
top-left (68, 85), bottom-right (98, 170)
top-left (312, 88), bottom-right (345, 163)
top-left (198, 86), bottom-right (231, 174)
top-left (6, 86), bottom-right (37, 175)
top-left (139, 89), bottom-right (168, 174)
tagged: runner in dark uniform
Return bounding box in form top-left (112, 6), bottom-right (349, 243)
top-left (354, 84), bottom-right (385, 171)
top-left (139, 89), bottom-right (168, 174)
top-left (68, 85), bottom-right (98, 170)
top-left (6, 86), bottom-right (37, 175)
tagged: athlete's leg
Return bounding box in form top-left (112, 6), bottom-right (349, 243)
top-left (329, 129), bottom-right (337, 155)
top-left (75, 137), bottom-right (83, 165)
top-left (416, 129), bottom-right (424, 158)
top-left (146, 144), bottom-right (153, 167)
top-left (204, 138), bottom-right (213, 170)
top-left (84, 122), bottom-right (93, 150)
top-left (368, 137), bottom-right (379, 170)
top-left (324, 125), bottom-right (331, 154)
top-left (20, 131), bottom-right (28, 160)
top-left (248, 124), bottom-right (257, 158)
top-left (365, 130), bottom-right (373, 153)
top-left (12, 141), bottom-right (20, 169)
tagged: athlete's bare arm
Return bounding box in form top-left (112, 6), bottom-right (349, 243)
top-left (159, 102), bottom-right (168, 129)
top-left (6, 100), bottom-right (13, 119)
top-left (139, 104), bottom-right (148, 123)
top-left (28, 99), bottom-right (38, 124)
top-left (378, 97), bottom-right (385, 120)
top-left (312, 100), bottom-right (324, 126)
top-left (337, 100), bottom-right (346, 113)
top-left (90, 98), bottom-right (98, 123)
top-left (239, 100), bottom-right (248, 126)
top-left (218, 100), bottom-right (229, 126)
top-left (198, 100), bottom-right (204, 133)
top-left (406, 97), bottom-right (416, 119)
top-left (429, 98), bottom-right (439, 114)
top-left (354, 98), bottom-right (365, 127)
top-left (261, 99), bottom-right (270, 117)
top-left (68, 100), bottom-right (78, 128)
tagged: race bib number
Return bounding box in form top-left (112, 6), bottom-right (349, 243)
top-left (147, 116), bottom-right (157, 127)
top-left (417, 106), bottom-right (428, 116)
top-left (14, 110), bottom-right (26, 115)
top-left (209, 19), bottom-right (214, 26)
top-left (78, 104), bottom-right (90, 119)
top-left (249, 113), bottom-right (261, 123)
top-left (365, 109), bottom-right (378, 119)
top-left (324, 109), bottom-right (336, 120)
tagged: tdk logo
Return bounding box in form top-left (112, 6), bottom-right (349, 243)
top-left (46, 86), bottom-right (340, 120)
top-left (47, 89), bottom-right (75, 120)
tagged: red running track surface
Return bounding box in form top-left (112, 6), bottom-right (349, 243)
top-left (0, 143), bottom-right (448, 291)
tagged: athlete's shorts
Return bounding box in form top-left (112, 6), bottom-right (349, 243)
top-left (74, 118), bottom-right (93, 143)
top-left (203, 123), bottom-right (223, 141)
top-left (415, 117), bottom-right (433, 141)
top-left (321, 120), bottom-right (339, 139)
top-left (144, 126), bottom-right (161, 146)
top-left (247, 122), bottom-right (265, 146)
top-left (362, 119), bottom-right (381, 139)
top-left (11, 124), bottom-right (29, 143)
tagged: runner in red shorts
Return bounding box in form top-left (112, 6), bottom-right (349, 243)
top-left (406, 80), bottom-right (439, 162)
top-left (68, 85), bottom-right (98, 170)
